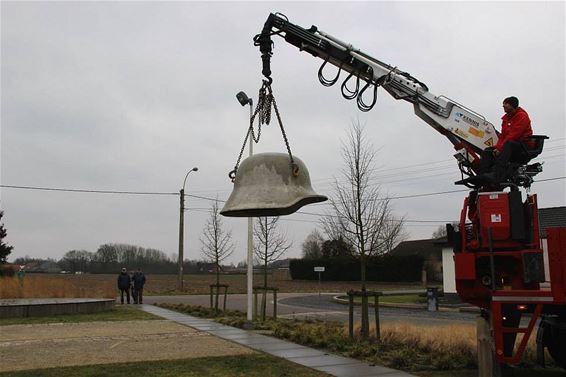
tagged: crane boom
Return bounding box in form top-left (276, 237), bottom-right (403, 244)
top-left (255, 13), bottom-right (500, 175)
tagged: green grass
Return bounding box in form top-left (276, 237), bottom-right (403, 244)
top-left (0, 354), bottom-right (329, 377)
top-left (0, 305), bottom-right (159, 326)
top-left (379, 294), bottom-right (424, 304)
top-left (344, 294), bottom-right (425, 304)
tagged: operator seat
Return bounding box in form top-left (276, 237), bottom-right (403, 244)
top-left (504, 134), bottom-right (549, 188)
top-left (456, 135), bottom-right (549, 189)
top-left (516, 135), bottom-right (548, 163)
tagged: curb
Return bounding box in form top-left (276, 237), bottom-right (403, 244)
top-left (332, 295), bottom-right (478, 313)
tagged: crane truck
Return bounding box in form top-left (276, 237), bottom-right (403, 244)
top-left (253, 13), bottom-right (566, 369)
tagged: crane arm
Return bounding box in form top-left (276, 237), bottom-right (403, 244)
top-left (255, 13), bottom-right (500, 175)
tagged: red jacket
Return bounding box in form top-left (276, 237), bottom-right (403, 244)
top-left (495, 107), bottom-right (534, 151)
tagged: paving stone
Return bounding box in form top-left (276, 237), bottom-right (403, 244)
top-left (286, 354), bottom-right (361, 368)
top-left (248, 342), bottom-right (306, 352)
top-left (207, 329), bottom-right (248, 335)
top-left (216, 332), bottom-right (269, 340)
top-left (222, 335), bottom-right (275, 345)
top-left (316, 363), bottom-right (409, 377)
top-left (264, 347), bottom-right (326, 359)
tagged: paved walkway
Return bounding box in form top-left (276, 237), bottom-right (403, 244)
top-left (141, 304), bottom-right (416, 377)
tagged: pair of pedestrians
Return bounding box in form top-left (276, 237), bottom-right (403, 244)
top-left (117, 267), bottom-right (146, 304)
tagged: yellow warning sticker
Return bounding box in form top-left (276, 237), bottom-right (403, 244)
top-left (484, 138), bottom-right (494, 147)
top-left (468, 127), bottom-right (485, 138)
top-left (455, 129), bottom-right (468, 139)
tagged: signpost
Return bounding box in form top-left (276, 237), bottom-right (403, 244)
top-left (314, 266), bottom-right (325, 296)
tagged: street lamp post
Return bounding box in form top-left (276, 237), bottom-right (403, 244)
top-left (178, 167), bottom-right (198, 291)
top-left (236, 91), bottom-right (254, 323)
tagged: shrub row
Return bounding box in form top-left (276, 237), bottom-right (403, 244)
top-left (289, 255), bottom-right (423, 282)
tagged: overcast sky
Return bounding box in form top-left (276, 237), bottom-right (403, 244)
top-left (1, 1), bottom-right (564, 265)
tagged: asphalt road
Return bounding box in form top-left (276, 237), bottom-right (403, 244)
top-left (145, 293), bottom-right (478, 325)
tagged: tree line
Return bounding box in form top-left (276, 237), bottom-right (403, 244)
top-left (11, 243), bottom-right (226, 275)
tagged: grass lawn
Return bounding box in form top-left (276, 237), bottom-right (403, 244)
top-left (0, 304), bottom-right (159, 326)
top-left (0, 354), bottom-right (329, 377)
top-left (345, 294), bottom-right (424, 304)
top-left (381, 294), bottom-right (425, 304)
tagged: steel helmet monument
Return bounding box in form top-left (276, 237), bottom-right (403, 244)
top-left (220, 153), bottom-right (327, 217)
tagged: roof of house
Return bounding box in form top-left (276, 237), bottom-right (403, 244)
top-left (389, 238), bottom-right (443, 260)
top-left (539, 206), bottom-right (566, 237)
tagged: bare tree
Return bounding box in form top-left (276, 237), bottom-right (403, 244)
top-left (200, 200), bottom-right (235, 313)
top-left (321, 121), bottom-right (405, 337)
top-left (301, 229), bottom-right (324, 259)
top-left (254, 217), bottom-right (292, 320)
top-left (60, 250), bottom-right (93, 273)
top-left (381, 218), bottom-right (408, 254)
top-left (431, 222), bottom-right (459, 239)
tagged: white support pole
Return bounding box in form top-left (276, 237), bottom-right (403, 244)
top-left (246, 101), bottom-right (254, 322)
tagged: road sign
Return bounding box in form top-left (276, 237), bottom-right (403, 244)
top-left (314, 266), bottom-right (325, 272)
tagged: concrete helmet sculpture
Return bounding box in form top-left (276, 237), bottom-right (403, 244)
top-left (220, 152), bottom-right (327, 217)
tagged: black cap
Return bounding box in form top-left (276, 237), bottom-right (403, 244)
top-left (504, 96), bottom-right (519, 109)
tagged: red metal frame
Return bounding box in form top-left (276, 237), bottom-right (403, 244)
top-left (454, 191), bottom-right (566, 364)
top-left (547, 227), bottom-right (566, 303)
top-left (491, 301), bottom-right (543, 364)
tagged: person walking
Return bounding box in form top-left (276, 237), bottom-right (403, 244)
top-left (132, 268), bottom-right (146, 304)
top-left (117, 267), bottom-right (132, 304)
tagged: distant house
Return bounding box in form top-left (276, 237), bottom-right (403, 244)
top-left (441, 206), bottom-right (566, 294)
top-left (0, 263), bottom-right (21, 276)
top-left (389, 238), bottom-right (443, 283)
top-left (538, 207), bottom-right (566, 237)
top-left (24, 260), bottom-right (62, 274)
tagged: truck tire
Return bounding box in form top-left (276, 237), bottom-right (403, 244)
top-left (540, 317), bottom-right (566, 369)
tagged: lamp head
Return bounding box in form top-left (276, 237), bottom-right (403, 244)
top-left (236, 91), bottom-right (252, 106)
top-left (192, 167), bottom-right (199, 172)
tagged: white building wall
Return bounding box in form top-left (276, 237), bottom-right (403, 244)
top-left (442, 247), bottom-right (456, 294)
top-left (542, 238), bottom-right (550, 283)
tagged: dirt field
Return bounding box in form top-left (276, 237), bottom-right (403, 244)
top-left (18, 273), bottom-right (424, 296)
top-left (0, 320), bottom-right (255, 373)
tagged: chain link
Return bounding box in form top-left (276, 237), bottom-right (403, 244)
top-left (270, 93), bottom-right (297, 174)
top-left (229, 80), bottom-right (298, 181)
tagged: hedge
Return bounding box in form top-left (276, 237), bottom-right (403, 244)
top-left (289, 255), bottom-right (424, 282)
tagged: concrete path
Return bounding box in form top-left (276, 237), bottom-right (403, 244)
top-left (141, 304), bottom-right (416, 377)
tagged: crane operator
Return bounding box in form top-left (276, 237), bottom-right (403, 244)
top-left (478, 96), bottom-right (534, 183)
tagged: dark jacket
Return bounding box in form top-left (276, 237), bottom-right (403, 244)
top-left (117, 272), bottom-right (131, 290)
top-left (132, 272), bottom-right (146, 289)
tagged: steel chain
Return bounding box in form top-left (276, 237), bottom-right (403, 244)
top-left (229, 81), bottom-right (298, 181)
top-left (269, 90), bottom-right (298, 175)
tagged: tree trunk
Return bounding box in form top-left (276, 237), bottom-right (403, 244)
top-left (360, 253), bottom-right (369, 338)
top-left (215, 258), bottom-right (220, 314)
top-left (262, 258), bottom-right (268, 321)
